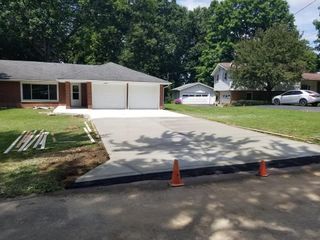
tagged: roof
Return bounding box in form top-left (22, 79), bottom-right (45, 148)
top-left (0, 60), bottom-right (169, 84)
top-left (211, 62), bottom-right (232, 76)
top-left (219, 62), bottom-right (232, 70)
top-left (302, 73), bottom-right (320, 81)
top-left (172, 82), bottom-right (213, 91)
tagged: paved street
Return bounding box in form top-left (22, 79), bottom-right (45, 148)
top-left (76, 114), bottom-right (320, 185)
top-left (1, 165), bottom-right (320, 240)
top-left (257, 105), bottom-right (320, 112)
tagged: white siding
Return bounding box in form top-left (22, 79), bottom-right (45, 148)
top-left (179, 84), bottom-right (215, 104)
top-left (213, 67), bottom-right (233, 91)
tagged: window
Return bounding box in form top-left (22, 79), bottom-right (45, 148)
top-left (301, 84), bottom-right (311, 90)
top-left (224, 73), bottom-right (228, 80)
top-left (291, 91), bottom-right (302, 95)
top-left (282, 91), bottom-right (293, 96)
top-left (246, 92), bottom-right (253, 100)
top-left (22, 84), bottom-right (58, 101)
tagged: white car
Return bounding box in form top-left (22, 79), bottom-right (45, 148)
top-left (272, 90), bottom-right (320, 106)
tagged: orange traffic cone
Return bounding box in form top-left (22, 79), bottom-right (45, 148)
top-left (170, 159), bottom-right (184, 187)
top-left (258, 160), bottom-right (269, 177)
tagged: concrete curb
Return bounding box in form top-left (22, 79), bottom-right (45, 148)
top-left (69, 155), bottom-right (320, 189)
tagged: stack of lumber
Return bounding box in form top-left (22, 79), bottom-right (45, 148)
top-left (3, 130), bottom-right (50, 154)
top-left (84, 121), bottom-right (95, 143)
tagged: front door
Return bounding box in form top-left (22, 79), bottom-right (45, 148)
top-left (71, 83), bottom-right (81, 107)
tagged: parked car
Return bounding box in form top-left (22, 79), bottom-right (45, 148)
top-left (272, 90), bottom-right (320, 106)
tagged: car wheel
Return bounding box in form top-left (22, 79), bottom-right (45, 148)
top-left (299, 98), bottom-right (308, 106)
top-left (273, 99), bottom-right (280, 105)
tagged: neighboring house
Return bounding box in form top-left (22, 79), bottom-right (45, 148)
top-left (172, 82), bottom-right (216, 105)
top-left (0, 60), bottom-right (170, 109)
top-left (302, 73), bottom-right (320, 93)
top-left (211, 62), bottom-right (284, 104)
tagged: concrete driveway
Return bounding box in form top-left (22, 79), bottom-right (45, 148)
top-left (75, 112), bottom-right (320, 186)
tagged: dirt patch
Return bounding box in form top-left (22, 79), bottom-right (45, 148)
top-left (39, 143), bottom-right (109, 187)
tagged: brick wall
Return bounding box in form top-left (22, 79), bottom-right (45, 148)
top-left (65, 82), bottom-right (71, 109)
top-left (59, 83), bottom-right (66, 104)
top-left (86, 82), bottom-right (92, 109)
top-left (160, 85), bottom-right (164, 109)
top-left (0, 81), bottom-right (21, 107)
top-left (81, 83), bottom-right (88, 107)
top-left (231, 90), bottom-right (285, 102)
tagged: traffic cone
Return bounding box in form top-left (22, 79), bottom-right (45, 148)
top-left (170, 159), bottom-right (184, 187)
top-left (258, 160), bottom-right (269, 177)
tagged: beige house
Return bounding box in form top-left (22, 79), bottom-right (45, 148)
top-left (302, 73), bottom-right (320, 93)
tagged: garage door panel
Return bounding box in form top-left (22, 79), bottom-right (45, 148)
top-left (129, 84), bottom-right (159, 109)
top-left (92, 83), bottom-right (126, 109)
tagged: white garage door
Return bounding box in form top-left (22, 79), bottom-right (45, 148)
top-left (182, 94), bottom-right (211, 104)
top-left (128, 84), bottom-right (159, 109)
top-left (92, 83), bottom-right (126, 109)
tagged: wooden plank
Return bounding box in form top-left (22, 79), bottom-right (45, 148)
top-left (18, 130), bottom-right (37, 152)
top-left (84, 122), bottom-right (92, 133)
top-left (3, 131), bottom-right (26, 154)
top-left (33, 131), bottom-right (45, 149)
top-left (16, 131), bottom-right (30, 148)
top-left (23, 130), bottom-right (40, 151)
top-left (40, 132), bottom-right (49, 150)
top-left (84, 127), bottom-right (95, 143)
top-left (51, 133), bottom-right (57, 143)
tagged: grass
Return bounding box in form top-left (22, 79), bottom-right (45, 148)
top-left (165, 104), bottom-right (320, 144)
top-left (0, 108), bottom-right (107, 198)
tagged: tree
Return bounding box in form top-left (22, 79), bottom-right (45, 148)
top-left (0, 0), bottom-right (79, 61)
top-left (196, 0), bottom-right (295, 84)
top-left (231, 24), bottom-right (309, 100)
top-left (119, 0), bottom-right (190, 86)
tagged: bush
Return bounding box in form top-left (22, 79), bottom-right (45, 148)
top-left (174, 98), bottom-right (182, 104)
top-left (232, 100), bottom-right (268, 106)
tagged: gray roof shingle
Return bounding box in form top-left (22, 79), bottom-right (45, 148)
top-left (0, 60), bottom-right (169, 84)
top-left (172, 82), bottom-right (213, 91)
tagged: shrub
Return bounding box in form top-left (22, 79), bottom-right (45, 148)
top-left (174, 98), bottom-right (182, 104)
top-left (232, 100), bottom-right (268, 106)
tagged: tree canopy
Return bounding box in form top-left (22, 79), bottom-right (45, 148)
top-left (0, 0), bottom-right (315, 88)
top-left (231, 24), bottom-right (310, 95)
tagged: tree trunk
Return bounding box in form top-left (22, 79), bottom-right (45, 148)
top-left (266, 87), bottom-right (273, 103)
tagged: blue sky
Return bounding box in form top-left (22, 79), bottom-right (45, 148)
top-left (177, 0), bottom-right (320, 46)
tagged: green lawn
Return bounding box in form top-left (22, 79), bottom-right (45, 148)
top-left (165, 104), bottom-right (320, 144)
top-left (0, 109), bottom-right (106, 198)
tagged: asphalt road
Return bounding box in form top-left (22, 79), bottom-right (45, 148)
top-left (257, 105), bottom-right (320, 112)
top-left (1, 165), bottom-right (320, 240)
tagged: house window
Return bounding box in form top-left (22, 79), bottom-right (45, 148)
top-left (22, 83), bottom-right (58, 101)
top-left (224, 73), bottom-right (228, 80)
top-left (246, 92), bottom-right (253, 100)
top-left (301, 84), bottom-right (311, 90)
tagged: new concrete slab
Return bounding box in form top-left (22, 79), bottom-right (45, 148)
top-left (75, 114), bottom-right (320, 186)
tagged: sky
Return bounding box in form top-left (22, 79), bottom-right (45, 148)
top-left (177, 0), bottom-right (320, 46)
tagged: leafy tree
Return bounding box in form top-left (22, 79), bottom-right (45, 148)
top-left (64, 0), bottom-right (131, 64)
top-left (119, 0), bottom-right (189, 86)
top-left (231, 24), bottom-right (309, 99)
top-left (197, 0), bottom-right (295, 84)
top-left (0, 0), bottom-right (79, 61)
top-left (183, 7), bottom-right (210, 84)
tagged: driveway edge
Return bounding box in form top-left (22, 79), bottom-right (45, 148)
top-left (69, 155), bottom-right (320, 189)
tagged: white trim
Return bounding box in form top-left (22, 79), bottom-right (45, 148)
top-left (20, 81), bottom-right (59, 102)
top-left (71, 83), bottom-right (82, 107)
top-left (173, 82), bottom-right (214, 91)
